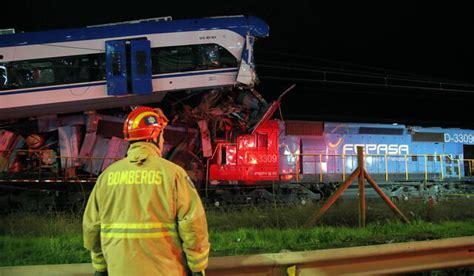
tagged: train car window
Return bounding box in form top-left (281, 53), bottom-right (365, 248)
top-left (427, 156), bottom-right (434, 161)
top-left (411, 155), bottom-right (418, 161)
top-left (2, 54), bottom-right (105, 90)
top-left (219, 46), bottom-right (238, 68)
top-left (152, 46), bottom-right (195, 73)
top-left (11, 61), bottom-right (55, 87)
top-left (0, 65), bottom-right (7, 89)
top-left (151, 43), bottom-right (237, 74)
top-left (197, 45), bottom-right (220, 69)
top-left (176, 47), bottom-right (194, 72)
top-left (135, 51), bottom-right (147, 75)
top-left (57, 54), bottom-right (105, 83)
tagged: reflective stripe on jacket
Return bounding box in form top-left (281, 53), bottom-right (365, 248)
top-left (83, 142), bottom-right (210, 276)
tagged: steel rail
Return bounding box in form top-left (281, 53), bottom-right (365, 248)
top-left (0, 236), bottom-right (473, 275)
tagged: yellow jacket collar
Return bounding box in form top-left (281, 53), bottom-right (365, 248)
top-left (127, 142), bottom-right (162, 162)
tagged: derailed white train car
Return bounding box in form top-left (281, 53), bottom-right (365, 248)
top-left (0, 15), bottom-right (269, 119)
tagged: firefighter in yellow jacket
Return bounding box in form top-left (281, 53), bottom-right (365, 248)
top-left (83, 106), bottom-right (210, 276)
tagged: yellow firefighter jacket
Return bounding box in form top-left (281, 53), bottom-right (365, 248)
top-left (83, 142), bottom-right (210, 275)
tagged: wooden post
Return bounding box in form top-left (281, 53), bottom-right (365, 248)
top-left (304, 168), bottom-right (360, 227)
top-left (364, 170), bottom-right (410, 224)
top-left (305, 148), bottom-right (410, 228)
top-left (357, 147), bottom-right (366, 227)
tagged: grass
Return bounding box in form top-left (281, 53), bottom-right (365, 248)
top-left (210, 220), bottom-right (474, 256)
top-left (0, 235), bottom-right (89, 266)
top-left (0, 198), bottom-right (473, 266)
top-left (206, 197), bottom-right (474, 229)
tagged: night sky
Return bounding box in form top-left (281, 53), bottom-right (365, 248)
top-left (3, 1), bottom-right (474, 129)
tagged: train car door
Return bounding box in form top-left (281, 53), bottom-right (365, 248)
top-left (130, 40), bottom-right (152, 94)
top-left (106, 40), bottom-right (127, 95)
top-left (105, 39), bottom-right (152, 96)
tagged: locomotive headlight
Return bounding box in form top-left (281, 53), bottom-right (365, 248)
top-left (249, 156), bottom-right (258, 164)
top-left (245, 153), bottom-right (258, 164)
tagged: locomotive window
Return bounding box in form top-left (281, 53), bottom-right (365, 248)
top-left (412, 132), bottom-right (444, 142)
top-left (359, 127), bottom-right (403, 135)
top-left (221, 145), bottom-right (236, 165)
top-left (220, 146), bottom-right (227, 165)
top-left (257, 133), bottom-right (268, 148)
top-left (239, 135), bottom-right (256, 149)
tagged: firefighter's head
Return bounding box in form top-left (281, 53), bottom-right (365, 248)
top-left (123, 106), bottom-right (169, 144)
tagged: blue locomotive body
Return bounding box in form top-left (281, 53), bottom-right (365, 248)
top-left (283, 122), bottom-right (474, 181)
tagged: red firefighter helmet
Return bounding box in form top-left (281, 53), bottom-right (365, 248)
top-left (123, 106), bottom-right (169, 142)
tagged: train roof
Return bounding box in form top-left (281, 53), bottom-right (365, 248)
top-left (0, 15), bottom-right (269, 48)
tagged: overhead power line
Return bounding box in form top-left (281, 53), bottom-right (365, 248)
top-left (259, 50), bottom-right (464, 83)
top-left (258, 64), bottom-right (474, 90)
top-left (259, 75), bottom-right (474, 94)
